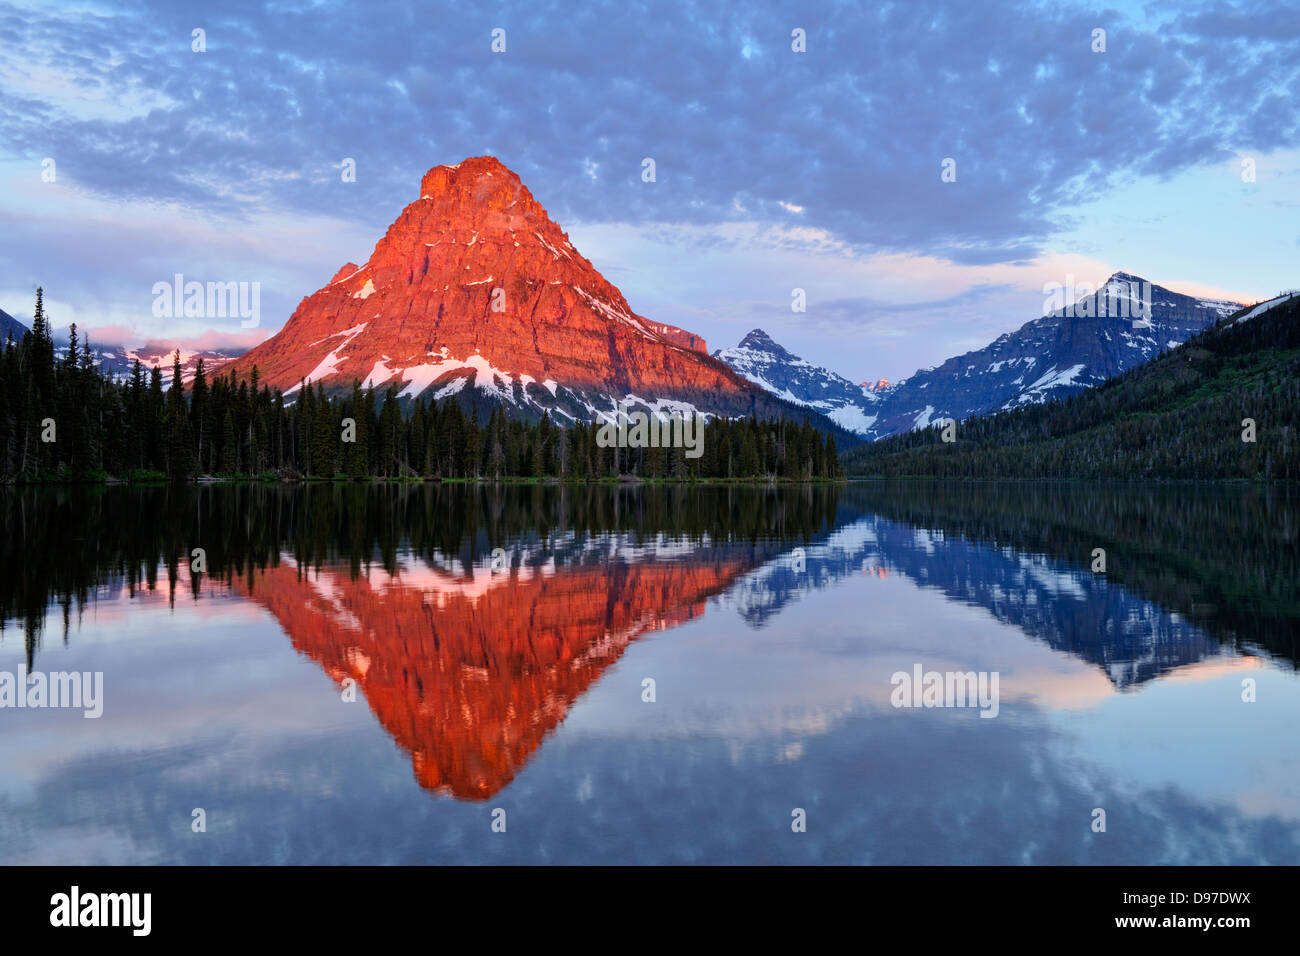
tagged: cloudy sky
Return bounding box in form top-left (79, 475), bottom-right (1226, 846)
top-left (1, 0), bottom-right (1297, 383)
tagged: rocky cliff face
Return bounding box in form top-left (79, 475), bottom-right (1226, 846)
top-left (223, 157), bottom-right (792, 424)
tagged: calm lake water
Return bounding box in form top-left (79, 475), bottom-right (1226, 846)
top-left (2, 481), bottom-right (1298, 865)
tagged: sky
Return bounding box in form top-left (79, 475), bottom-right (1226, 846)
top-left (0, 0), bottom-right (1297, 383)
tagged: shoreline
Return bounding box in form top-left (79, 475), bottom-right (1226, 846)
top-left (2, 475), bottom-right (849, 488)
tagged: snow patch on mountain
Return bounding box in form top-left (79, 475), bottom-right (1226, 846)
top-left (826, 405), bottom-right (879, 435)
top-left (287, 323), bottom-right (369, 394)
top-left (1233, 292), bottom-right (1296, 325)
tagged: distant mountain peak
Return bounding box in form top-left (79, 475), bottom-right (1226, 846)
top-left (713, 329), bottom-right (880, 436)
top-left (738, 328), bottom-right (778, 348)
top-left (733, 328), bottom-right (797, 362)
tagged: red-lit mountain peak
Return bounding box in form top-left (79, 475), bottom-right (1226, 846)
top-left (224, 157), bottom-right (749, 419)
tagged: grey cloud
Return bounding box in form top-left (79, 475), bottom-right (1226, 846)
top-left (1, 0), bottom-right (1297, 261)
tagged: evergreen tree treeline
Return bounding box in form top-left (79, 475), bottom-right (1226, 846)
top-left (1, 482), bottom-right (845, 661)
top-left (0, 288), bottom-right (842, 483)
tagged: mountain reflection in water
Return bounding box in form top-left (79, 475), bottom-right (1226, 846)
top-left (241, 540), bottom-right (761, 799)
top-left (2, 482), bottom-right (1298, 864)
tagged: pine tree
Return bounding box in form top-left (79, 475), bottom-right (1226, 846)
top-left (191, 356), bottom-right (209, 471)
top-left (220, 410), bottom-right (237, 474)
top-left (164, 350), bottom-right (195, 479)
top-left (379, 386), bottom-right (400, 477)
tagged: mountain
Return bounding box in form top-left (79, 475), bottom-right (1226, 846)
top-left (842, 290), bottom-right (1300, 480)
top-left (224, 156), bottom-right (841, 433)
top-left (860, 272), bottom-right (1242, 439)
top-left (1, 305), bottom-right (239, 384)
top-left (0, 307), bottom-right (26, 340)
top-left (56, 341), bottom-right (241, 385)
top-left (712, 328), bottom-right (881, 434)
top-left (709, 272), bottom-right (1236, 442)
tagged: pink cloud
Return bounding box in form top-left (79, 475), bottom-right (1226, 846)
top-left (83, 324), bottom-right (269, 353)
top-left (77, 323), bottom-right (136, 346)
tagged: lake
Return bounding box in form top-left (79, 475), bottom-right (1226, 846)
top-left (2, 481), bottom-right (1298, 864)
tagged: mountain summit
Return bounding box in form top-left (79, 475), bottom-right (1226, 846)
top-left (225, 157), bottom-right (786, 423)
top-left (713, 328), bottom-right (880, 434)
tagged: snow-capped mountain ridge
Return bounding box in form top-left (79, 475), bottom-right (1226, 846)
top-left (712, 329), bottom-right (881, 435)
top-left (713, 273), bottom-right (1244, 441)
